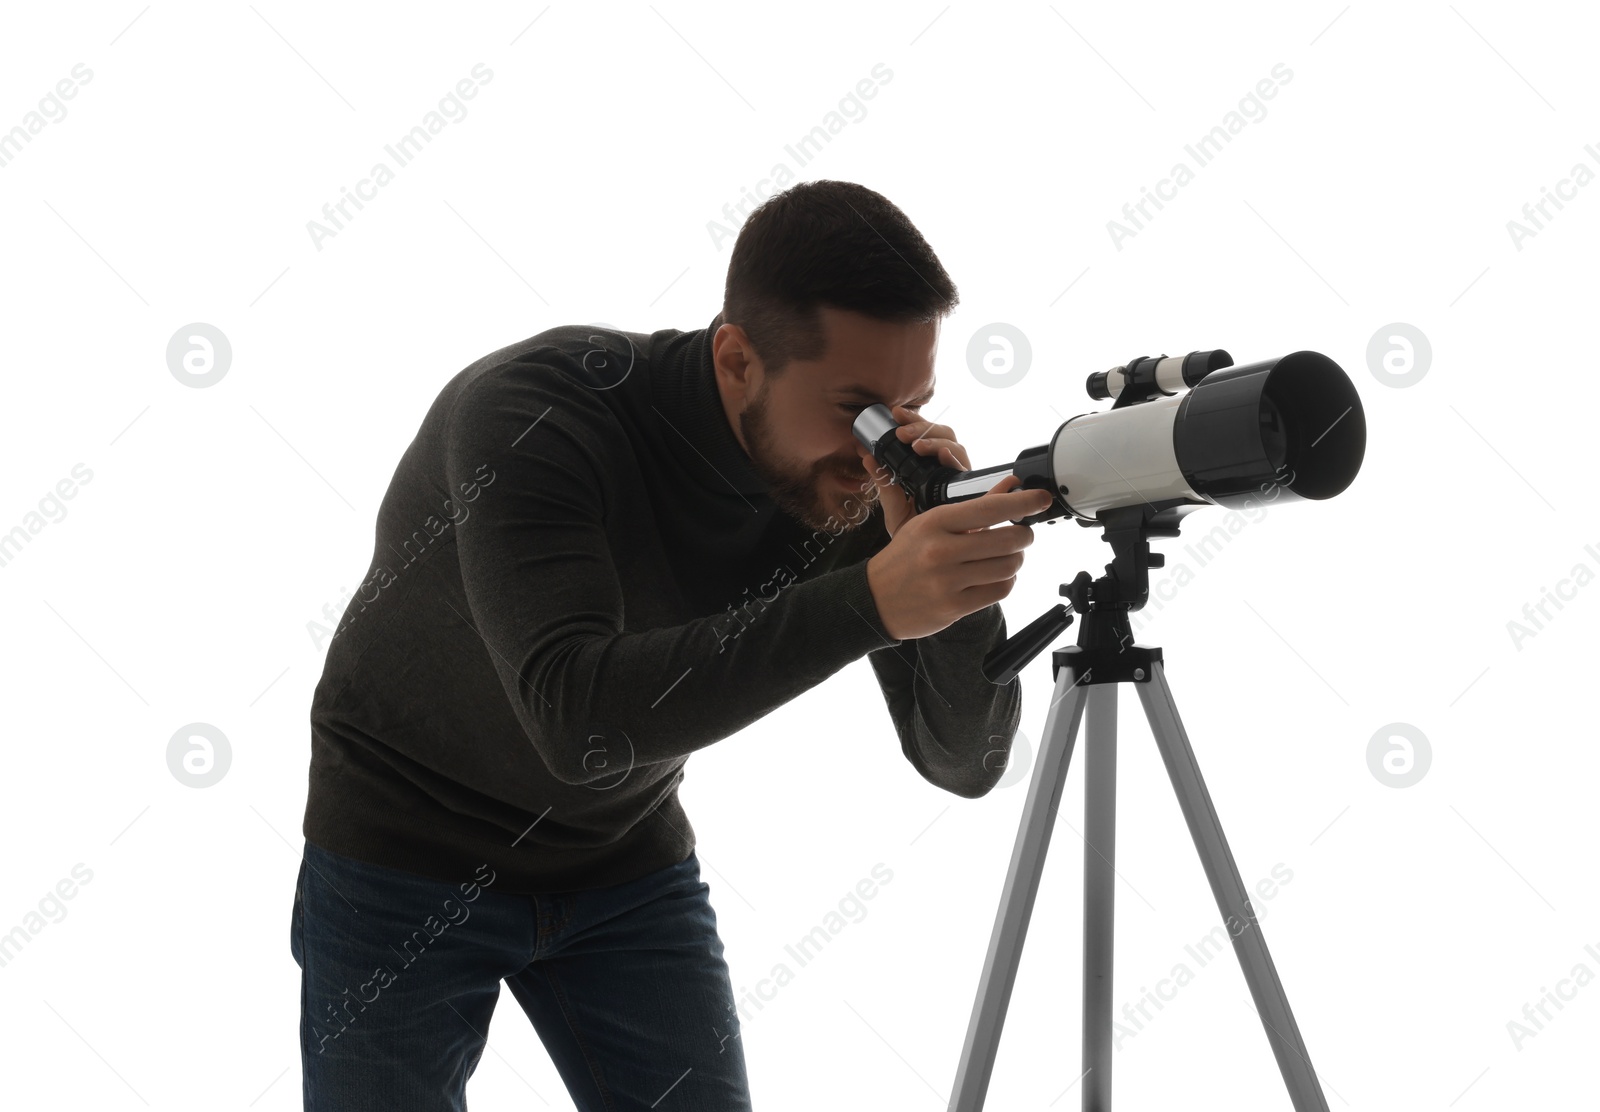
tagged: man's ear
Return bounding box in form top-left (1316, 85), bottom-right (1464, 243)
top-left (711, 323), bottom-right (762, 407)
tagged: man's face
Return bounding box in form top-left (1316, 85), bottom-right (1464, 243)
top-left (715, 306), bottom-right (938, 533)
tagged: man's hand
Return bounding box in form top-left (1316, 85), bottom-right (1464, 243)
top-left (857, 405), bottom-right (972, 539)
top-left (865, 474), bottom-right (1054, 642)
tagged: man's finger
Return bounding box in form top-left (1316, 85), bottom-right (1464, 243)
top-left (898, 422), bottom-right (955, 447)
top-left (953, 522), bottom-right (1036, 562)
top-left (931, 485), bottom-right (1055, 532)
top-left (906, 437), bottom-right (970, 470)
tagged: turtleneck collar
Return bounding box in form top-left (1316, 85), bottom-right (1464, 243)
top-left (649, 315), bottom-right (771, 498)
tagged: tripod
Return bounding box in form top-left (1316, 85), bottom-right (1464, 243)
top-left (948, 505), bottom-right (1329, 1112)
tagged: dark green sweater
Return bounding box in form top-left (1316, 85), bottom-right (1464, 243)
top-left (304, 317), bottom-right (1021, 893)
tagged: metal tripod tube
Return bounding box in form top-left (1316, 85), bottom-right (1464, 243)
top-left (948, 664), bottom-right (1091, 1112)
top-left (1134, 661), bottom-right (1330, 1112)
top-left (1082, 684), bottom-right (1117, 1111)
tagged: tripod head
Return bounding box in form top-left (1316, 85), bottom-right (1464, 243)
top-left (982, 501), bottom-right (1200, 685)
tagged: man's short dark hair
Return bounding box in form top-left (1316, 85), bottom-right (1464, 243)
top-left (714, 180), bottom-right (959, 376)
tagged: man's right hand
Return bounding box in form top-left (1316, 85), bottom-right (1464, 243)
top-left (864, 475), bottom-right (1054, 642)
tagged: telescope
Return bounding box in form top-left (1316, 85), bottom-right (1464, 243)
top-left (853, 347), bottom-right (1367, 1112)
top-left (852, 347), bottom-right (1365, 531)
top-left (854, 347), bottom-right (1366, 683)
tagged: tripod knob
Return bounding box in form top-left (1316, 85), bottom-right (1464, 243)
top-left (1061, 570), bottom-right (1095, 613)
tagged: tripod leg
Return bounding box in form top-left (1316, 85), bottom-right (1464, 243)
top-left (949, 664), bottom-right (1091, 1112)
top-left (1081, 683), bottom-right (1117, 1112)
top-left (1134, 661), bottom-right (1330, 1112)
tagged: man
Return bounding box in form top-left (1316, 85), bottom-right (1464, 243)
top-left (291, 179), bottom-right (1054, 1110)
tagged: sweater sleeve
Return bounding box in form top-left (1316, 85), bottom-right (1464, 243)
top-left (445, 364), bottom-right (903, 786)
top-left (867, 600), bottom-right (1023, 798)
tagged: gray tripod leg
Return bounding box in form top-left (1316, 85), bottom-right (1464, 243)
top-left (948, 664), bottom-right (1091, 1112)
top-left (1134, 661), bottom-right (1330, 1112)
top-left (1081, 682), bottom-right (1117, 1111)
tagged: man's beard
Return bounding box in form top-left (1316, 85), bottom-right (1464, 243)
top-left (738, 385), bottom-right (878, 534)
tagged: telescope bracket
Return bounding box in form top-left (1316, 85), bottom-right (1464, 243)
top-left (982, 500), bottom-right (1197, 686)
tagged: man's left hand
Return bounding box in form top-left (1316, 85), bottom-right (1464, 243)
top-left (857, 405), bottom-right (972, 538)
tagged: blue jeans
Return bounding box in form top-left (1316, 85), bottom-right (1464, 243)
top-left (289, 840), bottom-right (751, 1111)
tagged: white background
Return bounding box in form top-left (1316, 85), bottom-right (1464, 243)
top-left (1, 1), bottom-right (1596, 1109)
